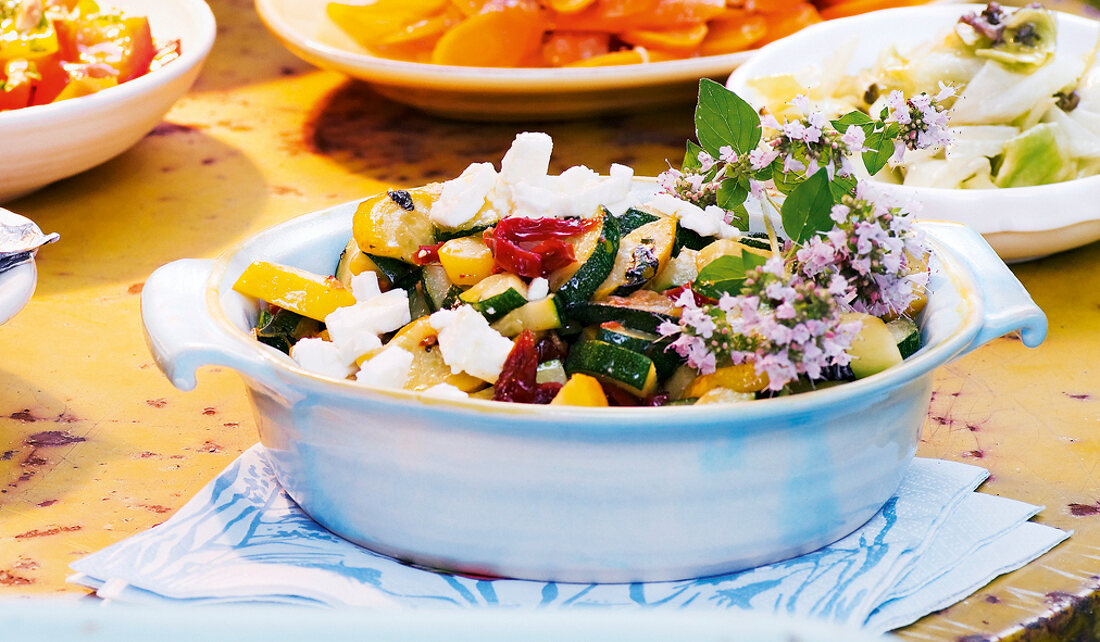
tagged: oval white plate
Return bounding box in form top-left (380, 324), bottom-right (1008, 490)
top-left (727, 3), bottom-right (1100, 262)
top-left (0, 0), bottom-right (216, 203)
top-left (255, 0), bottom-right (760, 121)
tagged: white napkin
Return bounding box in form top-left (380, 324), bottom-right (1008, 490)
top-left (69, 445), bottom-right (1068, 633)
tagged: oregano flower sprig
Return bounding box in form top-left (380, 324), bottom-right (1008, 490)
top-left (659, 257), bottom-right (863, 390)
top-left (655, 79), bottom-right (944, 390)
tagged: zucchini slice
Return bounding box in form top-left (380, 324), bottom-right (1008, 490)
top-left (649, 248), bottom-right (698, 292)
top-left (335, 239), bottom-right (395, 290)
top-left (254, 308), bottom-right (319, 355)
top-left (565, 290), bottom-right (680, 334)
top-left (593, 216), bottom-right (677, 299)
top-left (366, 254), bottom-right (422, 291)
top-left (844, 313), bottom-right (904, 379)
top-left (596, 322), bottom-right (680, 379)
top-left (460, 273), bottom-right (528, 321)
top-left (565, 339), bottom-right (659, 398)
top-left (352, 184), bottom-right (440, 262)
top-left (536, 359), bottom-right (568, 385)
top-left (886, 317), bottom-right (921, 359)
top-left (491, 295), bottom-right (564, 337)
top-left (554, 208), bottom-right (622, 307)
top-left (615, 208), bottom-right (660, 234)
top-left (421, 264), bottom-right (463, 311)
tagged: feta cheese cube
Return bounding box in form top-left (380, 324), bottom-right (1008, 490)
top-left (421, 383), bottom-right (469, 400)
top-left (429, 308), bottom-right (458, 332)
top-left (350, 270), bottom-right (382, 302)
top-left (431, 162), bottom-right (497, 228)
top-left (325, 289), bottom-right (410, 348)
top-left (645, 194), bottom-right (740, 239)
top-left (290, 337), bottom-right (355, 380)
top-left (435, 305), bottom-right (514, 383)
top-left (355, 346), bottom-right (414, 389)
top-left (527, 277), bottom-right (549, 301)
top-left (500, 132), bottom-right (552, 186)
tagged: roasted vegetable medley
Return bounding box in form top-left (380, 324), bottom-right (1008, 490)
top-left (326, 0), bottom-right (936, 68)
top-left (0, 0), bottom-right (179, 111)
top-left (234, 79), bottom-right (936, 407)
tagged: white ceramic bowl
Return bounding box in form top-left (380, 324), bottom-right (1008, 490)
top-left (0, 0), bottom-right (216, 203)
top-left (727, 4), bottom-right (1100, 262)
top-left (140, 198), bottom-right (1045, 583)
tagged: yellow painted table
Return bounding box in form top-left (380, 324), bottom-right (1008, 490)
top-left (1, 0), bottom-right (1099, 639)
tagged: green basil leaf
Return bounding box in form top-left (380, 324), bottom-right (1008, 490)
top-left (831, 111), bottom-right (874, 132)
top-left (780, 170), bottom-right (834, 243)
top-left (683, 140), bottom-right (704, 172)
top-left (717, 177), bottom-right (748, 211)
top-left (695, 78), bottom-right (761, 158)
top-left (862, 130), bottom-right (894, 176)
top-left (694, 254), bottom-right (748, 299)
top-left (829, 174), bottom-right (857, 201)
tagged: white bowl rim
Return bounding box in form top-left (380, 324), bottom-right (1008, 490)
top-left (253, 0), bottom-right (753, 91)
top-left (0, 0), bottom-right (216, 128)
top-left (190, 196), bottom-right (987, 427)
top-left (727, 4), bottom-right (1100, 200)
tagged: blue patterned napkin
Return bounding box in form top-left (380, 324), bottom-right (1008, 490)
top-left (69, 446), bottom-right (1067, 633)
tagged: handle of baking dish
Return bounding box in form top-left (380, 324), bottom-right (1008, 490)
top-left (141, 259), bottom-right (270, 391)
top-left (922, 221), bottom-right (1047, 357)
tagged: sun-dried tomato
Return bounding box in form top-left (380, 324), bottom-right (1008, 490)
top-left (663, 283), bottom-right (714, 307)
top-left (493, 330), bottom-right (539, 403)
top-left (601, 382), bottom-right (640, 406)
top-left (484, 217), bottom-right (596, 278)
top-left (412, 242), bottom-right (444, 266)
top-left (534, 332), bottom-right (568, 363)
top-left (533, 382), bottom-right (563, 404)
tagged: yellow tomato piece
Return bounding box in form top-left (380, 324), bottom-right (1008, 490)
top-left (328, 0), bottom-right (450, 48)
top-left (565, 47), bottom-right (646, 66)
top-left (431, 5), bottom-right (547, 67)
top-left (233, 261), bottom-right (356, 322)
top-left (695, 387), bottom-right (756, 405)
top-left (438, 236), bottom-right (496, 286)
top-left (550, 373), bottom-right (609, 406)
top-left (548, 0), bottom-right (595, 13)
top-left (380, 8), bottom-right (463, 47)
top-left (52, 75), bottom-right (117, 102)
top-left (685, 364), bottom-right (769, 398)
top-left (698, 13), bottom-right (767, 56)
top-left (352, 184), bottom-right (441, 262)
top-left (619, 23), bottom-right (708, 54)
top-left (381, 317), bottom-right (487, 391)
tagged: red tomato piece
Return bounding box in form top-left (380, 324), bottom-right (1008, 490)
top-left (493, 330), bottom-right (539, 403)
top-left (57, 14), bottom-right (156, 82)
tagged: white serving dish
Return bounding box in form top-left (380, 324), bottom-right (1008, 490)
top-left (140, 194), bottom-right (1045, 583)
top-left (0, 261), bottom-right (36, 326)
top-left (254, 0), bottom-right (755, 121)
top-left (0, 0), bottom-right (217, 203)
top-left (727, 4), bottom-right (1100, 262)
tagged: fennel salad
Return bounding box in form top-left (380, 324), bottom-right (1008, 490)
top-left (749, 2), bottom-right (1100, 190)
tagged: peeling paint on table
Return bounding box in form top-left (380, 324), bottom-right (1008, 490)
top-left (0, 0), bottom-right (1098, 639)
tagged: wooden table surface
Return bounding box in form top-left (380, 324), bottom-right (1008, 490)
top-left (1, 1), bottom-right (1099, 639)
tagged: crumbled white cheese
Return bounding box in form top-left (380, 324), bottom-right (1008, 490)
top-left (489, 132), bottom-right (637, 219)
top-left (324, 289), bottom-right (410, 364)
top-left (355, 346), bottom-right (414, 389)
top-left (527, 277), bottom-right (549, 301)
top-left (350, 270), bottom-right (382, 302)
top-left (434, 305), bottom-right (513, 383)
top-left (290, 337), bottom-right (355, 380)
top-left (500, 132), bottom-right (552, 185)
top-left (428, 308), bottom-right (458, 332)
top-left (431, 162), bottom-right (497, 228)
top-left (421, 382), bottom-right (469, 400)
top-left (645, 193), bottom-right (740, 240)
